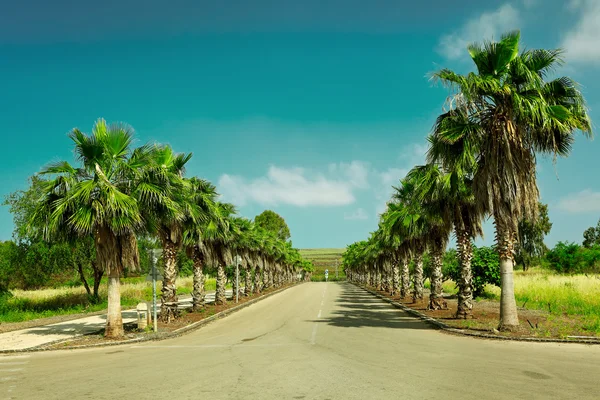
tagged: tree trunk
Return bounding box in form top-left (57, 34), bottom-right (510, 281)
top-left (160, 237), bottom-right (179, 322)
top-left (412, 253), bottom-right (424, 302)
top-left (391, 261), bottom-right (399, 296)
top-left (254, 266), bottom-right (262, 293)
top-left (95, 226), bottom-right (124, 338)
top-left (400, 259), bottom-right (410, 299)
top-left (428, 242), bottom-right (447, 310)
top-left (496, 219), bottom-right (520, 330)
top-left (92, 260), bottom-right (103, 301)
top-left (263, 266), bottom-right (270, 290)
top-left (191, 246), bottom-right (205, 311)
top-left (455, 228), bottom-right (473, 319)
top-left (76, 261), bottom-right (93, 298)
top-left (375, 266), bottom-right (382, 291)
top-left (105, 268), bottom-right (123, 338)
top-left (244, 265), bottom-right (253, 296)
top-left (215, 263), bottom-right (227, 305)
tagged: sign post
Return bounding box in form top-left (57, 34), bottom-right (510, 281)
top-left (147, 249), bottom-right (163, 333)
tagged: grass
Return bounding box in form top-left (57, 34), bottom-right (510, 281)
top-left (299, 248), bottom-right (346, 281)
top-left (0, 276), bottom-right (223, 323)
top-left (485, 269), bottom-right (600, 333)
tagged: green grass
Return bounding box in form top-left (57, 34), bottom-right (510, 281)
top-left (485, 269), bottom-right (600, 333)
top-left (0, 276), bottom-right (223, 323)
top-left (299, 248), bottom-right (346, 281)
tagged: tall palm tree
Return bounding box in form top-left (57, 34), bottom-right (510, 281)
top-left (136, 145), bottom-right (194, 322)
top-left (32, 119), bottom-right (143, 338)
top-left (426, 130), bottom-right (484, 318)
top-left (182, 177), bottom-right (223, 311)
top-left (432, 31), bottom-right (592, 329)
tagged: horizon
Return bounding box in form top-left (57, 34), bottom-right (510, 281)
top-left (1, 0), bottom-right (599, 249)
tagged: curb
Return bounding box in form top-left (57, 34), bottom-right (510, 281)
top-left (352, 283), bottom-right (600, 346)
top-left (0, 283), bottom-right (301, 354)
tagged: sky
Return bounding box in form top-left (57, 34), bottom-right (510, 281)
top-left (1, 0), bottom-right (599, 249)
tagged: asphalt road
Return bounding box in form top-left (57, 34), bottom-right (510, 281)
top-left (2, 282), bottom-right (599, 399)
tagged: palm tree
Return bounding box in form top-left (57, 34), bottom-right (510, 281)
top-left (426, 131), bottom-right (484, 318)
top-left (182, 177), bottom-right (223, 311)
top-left (136, 145), bottom-right (194, 322)
top-left (32, 119), bottom-right (143, 338)
top-left (431, 31), bottom-right (592, 329)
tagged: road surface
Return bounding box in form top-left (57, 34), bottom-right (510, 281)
top-left (2, 283), bottom-right (599, 399)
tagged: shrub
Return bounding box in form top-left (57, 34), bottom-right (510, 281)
top-left (444, 245), bottom-right (500, 297)
top-left (546, 242), bottom-right (600, 273)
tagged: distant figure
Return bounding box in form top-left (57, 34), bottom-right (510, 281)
top-left (325, 269), bottom-right (329, 282)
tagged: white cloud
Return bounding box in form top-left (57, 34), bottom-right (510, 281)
top-left (560, 0), bottom-right (600, 64)
top-left (344, 208), bottom-right (368, 220)
top-left (218, 164), bottom-right (365, 207)
top-left (438, 4), bottom-right (521, 60)
top-left (557, 190), bottom-right (600, 213)
top-left (328, 161), bottom-right (370, 189)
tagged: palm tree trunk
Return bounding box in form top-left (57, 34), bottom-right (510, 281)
top-left (244, 265), bottom-right (253, 296)
top-left (106, 268), bottom-right (123, 337)
top-left (254, 266), bottom-right (262, 293)
top-left (455, 228), bottom-right (473, 319)
top-left (391, 261), bottom-right (399, 296)
top-left (375, 266), bottom-right (382, 291)
top-left (263, 266), bottom-right (270, 290)
top-left (428, 242), bottom-right (447, 310)
top-left (215, 263), bottom-right (227, 305)
top-left (412, 253), bottom-right (424, 301)
top-left (191, 246), bottom-right (205, 311)
top-left (160, 237), bottom-right (179, 322)
top-left (92, 260), bottom-right (103, 301)
top-left (95, 226), bottom-right (124, 338)
top-left (400, 259), bottom-right (410, 298)
top-left (495, 218), bottom-right (519, 330)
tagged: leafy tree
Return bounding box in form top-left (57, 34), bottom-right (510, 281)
top-left (582, 219), bottom-right (600, 248)
top-left (515, 202), bottom-right (552, 270)
top-left (546, 242), bottom-right (600, 273)
top-left (254, 210), bottom-right (291, 242)
top-left (432, 31), bottom-right (592, 330)
top-left (445, 246), bottom-right (500, 297)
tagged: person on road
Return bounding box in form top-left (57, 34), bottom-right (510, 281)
top-left (325, 269), bottom-right (329, 282)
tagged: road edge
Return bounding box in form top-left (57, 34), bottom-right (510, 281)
top-left (352, 282), bottom-right (600, 346)
top-left (0, 283), bottom-right (303, 354)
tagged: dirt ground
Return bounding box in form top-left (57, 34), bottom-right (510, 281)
top-left (372, 287), bottom-right (600, 340)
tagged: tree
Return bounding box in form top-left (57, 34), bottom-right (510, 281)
top-left (432, 31), bottom-right (592, 330)
top-left (582, 219), bottom-right (600, 248)
top-left (515, 202), bottom-right (552, 270)
top-left (136, 144), bottom-right (195, 322)
top-left (32, 119), bottom-right (143, 338)
top-left (254, 210), bottom-right (291, 242)
top-left (4, 176), bottom-right (103, 300)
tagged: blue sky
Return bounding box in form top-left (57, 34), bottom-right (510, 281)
top-left (1, 0), bottom-right (599, 249)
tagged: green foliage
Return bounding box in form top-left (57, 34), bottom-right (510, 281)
top-left (444, 245), bottom-right (500, 297)
top-left (515, 202), bottom-right (552, 270)
top-left (254, 210), bottom-right (291, 242)
top-left (583, 219), bottom-right (600, 248)
top-left (545, 242), bottom-right (600, 274)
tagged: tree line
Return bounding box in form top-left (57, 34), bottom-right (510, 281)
top-left (342, 31), bottom-right (592, 331)
top-left (2, 120), bottom-right (313, 337)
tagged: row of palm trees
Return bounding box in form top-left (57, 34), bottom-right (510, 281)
top-left (30, 119), bottom-right (310, 337)
top-left (343, 31), bottom-right (592, 330)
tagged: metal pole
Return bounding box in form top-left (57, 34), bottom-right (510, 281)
top-left (152, 249), bottom-right (158, 333)
top-left (235, 255), bottom-right (239, 304)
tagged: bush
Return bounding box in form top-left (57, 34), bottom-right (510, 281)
top-left (546, 242), bottom-right (600, 273)
top-left (444, 245), bottom-right (500, 297)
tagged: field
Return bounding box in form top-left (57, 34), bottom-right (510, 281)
top-left (415, 268), bottom-right (600, 337)
top-left (299, 248), bottom-right (345, 281)
top-left (0, 276), bottom-right (222, 323)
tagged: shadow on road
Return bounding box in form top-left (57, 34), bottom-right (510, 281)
top-left (309, 282), bottom-right (431, 330)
